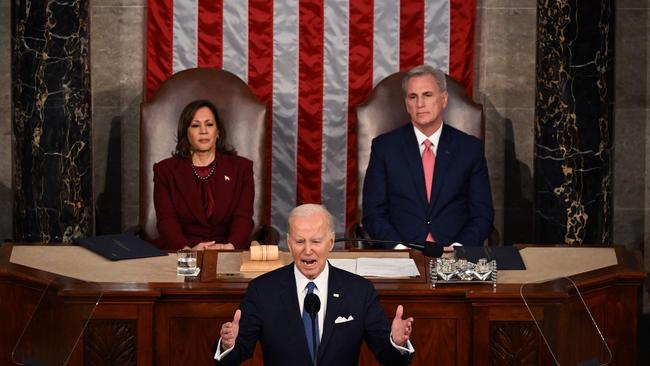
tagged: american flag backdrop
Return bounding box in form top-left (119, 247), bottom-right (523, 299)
top-left (146, 0), bottom-right (476, 235)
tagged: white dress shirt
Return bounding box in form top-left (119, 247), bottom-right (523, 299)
top-left (413, 123), bottom-right (442, 156)
top-left (294, 262), bottom-right (329, 340)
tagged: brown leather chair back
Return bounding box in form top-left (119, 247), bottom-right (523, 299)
top-left (140, 68), bottom-right (266, 242)
top-left (355, 71), bottom-right (484, 221)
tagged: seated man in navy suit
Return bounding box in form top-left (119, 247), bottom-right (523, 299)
top-left (214, 204), bottom-right (414, 365)
top-left (362, 65), bottom-right (494, 247)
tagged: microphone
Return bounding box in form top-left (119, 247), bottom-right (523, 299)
top-left (334, 237), bottom-right (444, 258)
top-left (304, 293), bottom-right (320, 365)
top-left (305, 293), bottom-right (320, 319)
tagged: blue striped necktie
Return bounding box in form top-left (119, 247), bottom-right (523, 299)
top-left (302, 281), bottom-right (319, 362)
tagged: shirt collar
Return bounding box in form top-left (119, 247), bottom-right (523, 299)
top-left (413, 122), bottom-right (443, 149)
top-left (294, 261), bottom-right (329, 294)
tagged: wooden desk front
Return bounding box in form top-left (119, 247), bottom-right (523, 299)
top-left (0, 245), bottom-right (645, 365)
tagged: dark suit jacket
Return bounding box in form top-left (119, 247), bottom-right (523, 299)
top-left (215, 263), bottom-right (411, 366)
top-left (153, 155), bottom-right (254, 250)
top-left (362, 123), bottom-right (494, 246)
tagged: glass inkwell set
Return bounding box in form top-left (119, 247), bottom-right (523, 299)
top-left (429, 251), bottom-right (497, 288)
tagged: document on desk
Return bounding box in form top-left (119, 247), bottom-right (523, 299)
top-left (356, 258), bottom-right (420, 277)
top-left (329, 258), bottom-right (357, 274)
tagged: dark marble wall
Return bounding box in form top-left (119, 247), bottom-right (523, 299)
top-left (534, 0), bottom-right (614, 244)
top-left (0, 1), bottom-right (11, 242)
top-left (12, 0), bottom-right (92, 242)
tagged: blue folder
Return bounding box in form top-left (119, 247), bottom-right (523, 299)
top-left (75, 234), bottom-right (167, 261)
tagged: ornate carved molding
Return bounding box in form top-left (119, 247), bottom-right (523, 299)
top-left (490, 321), bottom-right (540, 365)
top-left (85, 320), bottom-right (136, 366)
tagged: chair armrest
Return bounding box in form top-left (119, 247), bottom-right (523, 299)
top-left (342, 221), bottom-right (374, 249)
top-left (345, 220), bottom-right (371, 240)
top-left (123, 225), bottom-right (142, 237)
top-left (250, 225), bottom-right (280, 245)
top-left (486, 225), bottom-right (501, 247)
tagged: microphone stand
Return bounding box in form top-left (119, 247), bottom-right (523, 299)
top-left (305, 293), bottom-right (320, 366)
top-left (310, 314), bottom-right (318, 366)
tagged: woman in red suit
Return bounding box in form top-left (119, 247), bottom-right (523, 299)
top-left (153, 100), bottom-right (254, 250)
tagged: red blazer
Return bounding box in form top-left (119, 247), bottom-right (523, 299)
top-left (153, 155), bottom-right (254, 250)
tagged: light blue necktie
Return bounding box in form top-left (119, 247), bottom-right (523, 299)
top-left (302, 281), bottom-right (319, 362)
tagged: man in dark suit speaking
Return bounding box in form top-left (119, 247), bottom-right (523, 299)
top-left (362, 65), bottom-right (494, 247)
top-left (214, 204), bottom-right (414, 365)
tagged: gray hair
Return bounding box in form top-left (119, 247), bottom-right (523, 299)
top-left (287, 204), bottom-right (335, 234)
top-left (402, 64), bottom-right (447, 95)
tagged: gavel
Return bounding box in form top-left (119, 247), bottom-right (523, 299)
top-left (249, 240), bottom-right (279, 261)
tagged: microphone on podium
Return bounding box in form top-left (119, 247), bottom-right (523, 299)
top-left (334, 237), bottom-right (444, 257)
top-left (304, 293), bottom-right (320, 365)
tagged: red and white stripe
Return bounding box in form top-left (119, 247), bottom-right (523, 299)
top-left (146, 0), bottom-right (476, 235)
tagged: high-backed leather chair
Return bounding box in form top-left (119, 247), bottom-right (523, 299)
top-left (353, 71), bottom-right (500, 246)
top-left (140, 68), bottom-right (277, 244)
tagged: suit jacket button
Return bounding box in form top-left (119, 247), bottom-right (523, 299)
top-left (426, 220), bottom-right (431, 225)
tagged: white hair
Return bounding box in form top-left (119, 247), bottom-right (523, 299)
top-left (287, 204), bottom-right (335, 234)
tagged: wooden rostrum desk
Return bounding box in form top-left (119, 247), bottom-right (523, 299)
top-left (0, 244), bottom-right (645, 365)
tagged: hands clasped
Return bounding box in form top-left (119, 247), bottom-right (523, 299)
top-left (390, 305), bottom-right (414, 347)
top-left (220, 309), bottom-right (241, 351)
top-left (193, 241), bottom-right (235, 250)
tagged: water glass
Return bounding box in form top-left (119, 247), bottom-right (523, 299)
top-left (176, 249), bottom-right (199, 276)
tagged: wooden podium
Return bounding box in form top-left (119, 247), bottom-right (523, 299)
top-left (0, 244), bottom-right (645, 365)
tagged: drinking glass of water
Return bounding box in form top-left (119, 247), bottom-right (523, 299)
top-left (177, 249), bottom-right (200, 276)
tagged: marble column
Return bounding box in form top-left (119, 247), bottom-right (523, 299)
top-left (534, 0), bottom-right (614, 244)
top-left (12, 0), bottom-right (92, 243)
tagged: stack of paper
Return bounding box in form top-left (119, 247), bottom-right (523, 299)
top-left (329, 258), bottom-right (419, 277)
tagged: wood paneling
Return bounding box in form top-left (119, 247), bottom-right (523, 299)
top-left (0, 245), bottom-right (644, 365)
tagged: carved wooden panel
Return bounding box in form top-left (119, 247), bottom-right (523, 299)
top-left (489, 321), bottom-right (539, 366)
top-left (84, 320), bottom-right (136, 366)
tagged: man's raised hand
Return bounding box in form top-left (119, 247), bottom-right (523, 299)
top-left (390, 305), bottom-right (414, 347)
top-left (220, 309), bottom-right (241, 350)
